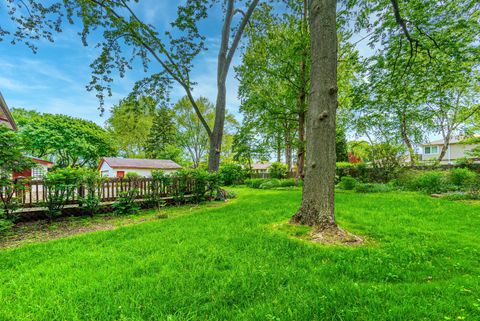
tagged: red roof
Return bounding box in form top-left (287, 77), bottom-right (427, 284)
top-left (27, 156), bottom-right (54, 167)
top-left (100, 157), bottom-right (182, 170)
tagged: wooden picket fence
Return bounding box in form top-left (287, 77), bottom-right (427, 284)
top-left (6, 177), bottom-right (196, 209)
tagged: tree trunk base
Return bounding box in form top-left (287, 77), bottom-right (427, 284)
top-left (290, 206), bottom-right (363, 245)
top-left (310, 226), bottom-right (363, 245)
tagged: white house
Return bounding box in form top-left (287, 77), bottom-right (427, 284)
top-left (251, 162), bottom-right (272, 174)
top-left (98, 157), bottom-right (182, 178)
top-left (419, 135), bottom-right (480, 164)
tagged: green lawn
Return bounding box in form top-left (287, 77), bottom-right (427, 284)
top-left (1, 188), bottom-right (479, 320)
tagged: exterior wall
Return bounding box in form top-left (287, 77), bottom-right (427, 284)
top-left (99, 162), bottom-right (178, 177)
top-left (421, 143), bottom-right (480, 164)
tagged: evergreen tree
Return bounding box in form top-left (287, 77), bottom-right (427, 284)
top-left (145, 107), bottom-right (181, 161)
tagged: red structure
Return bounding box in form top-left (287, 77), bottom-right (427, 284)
top-left (12, 157), bottom-right (54, 179)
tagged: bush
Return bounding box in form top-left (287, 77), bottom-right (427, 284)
top-left (0, 177), bottom-right (28, 221)
top-left (259, 179), bottom-right (281, 189)
top-left (0, 209), bottom-right (13, 235)
top-left (338, 176), bottom-right (358, 190)
top-left (268, 162), bottom-right (287, 179)
top-left (407, 171), bottom-right (449, 194)
top-left (225, 190), bottom-right (237, 199)
top-left (112, 189), bottom-right (140, 215)
top-left (279, 178), bottom-right (298, 188)
top-left (219, 164), bottom-right (245, 186)
top-left (43, 167), bottom-right (84, 220)
top-left (448, 168), bottom-right (477, 189)
top-left (245, 178), bottom-right (268, 189)
top-left (125, 172), bottom-right (141, 178)
top-left (354, 183), bottom-right (393, 193)
top-left (78, 170), bottom-right (103, 216)
top-left (147, 170), bottom-right (170, 209)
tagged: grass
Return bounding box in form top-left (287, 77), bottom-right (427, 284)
top-left (1, 188), bottom-right (479, 320)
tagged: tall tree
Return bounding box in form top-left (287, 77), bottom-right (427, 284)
top-left (106, 97), bottom-right (156, 158)
top-left (290, 0), bottom-right (356, 241)
top-left (2, 0), bottom-right (260, 172)
top-left (145, 106), bottom-right (181, 162)
top-left (12, 108), bottom-right (116, 168)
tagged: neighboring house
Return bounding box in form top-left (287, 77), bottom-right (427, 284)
top-left (12, 156), bottom-right (54, 179)
top-left (98, 157), bottom-right (182, 178)
top-left (251, 162), bottom-right (272, 174)
top-left (0, 91), bottom-right (17, 131)
top-left (419, 135), bottom-right (480, 164)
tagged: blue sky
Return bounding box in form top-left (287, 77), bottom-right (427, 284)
top-left (0, 0), bottom-right (245, 126)
top-left (0, 1), bottom-right (373, 128)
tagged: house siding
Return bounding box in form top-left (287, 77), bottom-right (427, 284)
top-left (422, 144), bottom-right (479, 164)
top-left (99, 162), bottom-right (178, 178)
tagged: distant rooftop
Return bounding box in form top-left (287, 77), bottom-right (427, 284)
top-left (101, 157), bottom-right (182, 170)
top-left (251, 162), bottom-right (271, 170)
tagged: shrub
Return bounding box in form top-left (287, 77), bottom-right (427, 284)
top-left (125, 172), bottom-right (141, 178)
top-left (338, 176), bottom-right (358, 190)
top-left (225, 190), bottom-right (237, 199)
top-left (354, 183), bottom-right (393, 193)
top-left (206, 172), bottom-right (222, 200)
top-left (279, 178), bottom-right (298, 188)
top-left (0, 210), bottom-right (13, 235)
top-left (0, 177), bottom-right (28, 221)
top-left (448, 168), bottom-right (477, 189)
top-left (78, 170), bottom-right (103, 216)
top-left (148, 170), bottom-right (170, 209)
top-left (245, 178), bottom-right (268, 189)
top-left (112, 189), bottom-right (140, 215)
top-left (219, 164), bottom-right (245, 186)
top-left (260, 179), bottom-right (281, 189)
top-left (268, 162), bottom-right (287, 179)
top-left (407, 171), bottom-right (449, 194)
top-left (43, 167), bottom-right (84, 220)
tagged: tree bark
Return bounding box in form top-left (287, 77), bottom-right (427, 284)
top-left (285, 127), bottom-right (292, 172)
top-left (290, 0), bottom-right (338, 230)
top-left (399, 112), bottom-right (416, 166)
top-left (207, 0), bottom-right (260, 172)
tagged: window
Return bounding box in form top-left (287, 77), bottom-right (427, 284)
top-left (32, 166), bottom-right (45, 179)
top-left (424, 146), bottom-right (439, 155)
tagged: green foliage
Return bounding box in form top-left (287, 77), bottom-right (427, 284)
top-left (125, 172), bottom-right (141, 179)
top-left (402, 171), bottom-right (449, 194)
top-left (244, 178), bottom-right (269, 189)
top-left (354, 183), bottom-right (393, 193)
top-left (268, 162), bottom-right (287, 179)
top-left (336, 127), bottom-right (349, 162)
top-left (145, 106), bottom-right (182, 162)
top-left (105, 97), bottom-right (156, 158)
top-left (147, 171), bottom-right (170, 210)
top-left (43, 167), bottom-right (84, 219)
top-left (338, 176), bottom-right (358, 190)
top-left (448, 168), bottom-right (478, 189)
top-left (13, 109), bottom-right (116, 168)
top-left (112, 189), bottom-right (140, 215)
top-left (78, 170), bottom-right (104, 217)
top-left (1, 189), bottom-right (480, 319)
top-left (219, 164), bottom-right (245, 186)
top-left (0, 124), bottom-right (34, 220)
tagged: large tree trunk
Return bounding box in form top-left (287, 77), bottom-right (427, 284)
top-left (290, 0), bottom-right (338, 230)
top-left (208, 81), bottom-right (226, 172)
top-left (207, 0), bottom-right (260, 172)
top-left (296, 0), bottom-right (308, 180)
